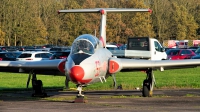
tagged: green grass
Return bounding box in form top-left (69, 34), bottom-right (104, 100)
top-left (1, 67), bottom-right (200, 91)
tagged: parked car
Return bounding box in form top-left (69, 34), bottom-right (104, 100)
top-left (194, 47), bottom-right (200, 55)
top-left (0, 52), bottom-right (18, 61)
top-left (119, 44), bottom-right (127, 50)
top-left (106, 45), bottom-right (119, 50)
top-left (188, 46), bottom-right (200, 50)
top-left (188, 49), bottom-right (196, 53)
top-left (16, 51), bottom-right (53, 61)
top-left (23, 46), bottom-right (36, 51)
top-left (166, 49), bottom-right (196, 60)
top-left (0, 46), bottom-right (7, 51)
top-left (164, 47), bottom-right (175, 52)
top-left (50, 51), bottom-right (70, 59)
top-left (34, 45), bottom-right (51, 51)
top-left (49, 47), bottom-right (70, 52)
top-left (5, 46), bottom-right (17, 51)
top-left (15, 46), bottom-right (25, 51)
top-left (10, 51), bottom-right (22, 58)
top-left (191, 55), bottom-right (200, 59)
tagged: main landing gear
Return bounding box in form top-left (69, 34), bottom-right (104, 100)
top-left (142, 68), bottom-right (156, 97)
top-left (111, 74), bottom-right (123, 90)
top-left (27, 70), bottom-right (47, 97)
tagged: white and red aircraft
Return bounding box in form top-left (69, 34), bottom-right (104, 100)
top-left (1, 8), bottom-right (200, 97)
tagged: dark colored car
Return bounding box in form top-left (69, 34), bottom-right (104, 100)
top-left (188, 49), bottom-right (196, 53)
top-left (0, 46), bottom-right (7, 51)
top-left (50, 51), bottom-right (70, 59)
top-left (166, 49), bottom-right (196, 60)
top-left (191, 55), bottom-right (200, 59)
top-left (194, 47), bottom-right (200, 55)
top-left (49, 47), bottom-right (70, 52)
top-left (188, 46), bottom-right (199, 50)
top-left (15, 46), bottom-right (25, 51)
top-left (0, 52), bottom-right (19, 61)
top-left (5, 46), bottom-right (17, 51)
top-left (164, 47), bottom-right (175, 52)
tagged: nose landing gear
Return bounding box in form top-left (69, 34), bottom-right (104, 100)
top-left (74, 85), bottom-right (87, 103)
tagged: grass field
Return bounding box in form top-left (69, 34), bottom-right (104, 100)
top-left (0, 67), bottom-right (200, 91)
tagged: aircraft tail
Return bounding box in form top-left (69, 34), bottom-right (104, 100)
top-left (58, 8), bottom-right (152, 47)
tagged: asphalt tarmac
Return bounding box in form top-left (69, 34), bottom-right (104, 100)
top-left (0, 89), bottom-right (200, 112)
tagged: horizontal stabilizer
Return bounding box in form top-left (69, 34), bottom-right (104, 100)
top-left (58, 8), bottom-right (151, 14)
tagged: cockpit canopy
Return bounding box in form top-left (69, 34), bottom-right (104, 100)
top-left (71, 34), bottom-right (99, 54)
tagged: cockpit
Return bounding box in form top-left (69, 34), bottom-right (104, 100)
top-left (71, 34), bottom-right (99, 55)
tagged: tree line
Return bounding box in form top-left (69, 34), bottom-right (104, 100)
top-left (0, 0), bottom-right (199, 46)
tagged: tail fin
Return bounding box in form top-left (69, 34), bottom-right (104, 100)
top-left (58, 8), bottom-right (152, 47)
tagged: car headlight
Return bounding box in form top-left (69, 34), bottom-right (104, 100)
top-left (167, 56), bottom-right (171, 60)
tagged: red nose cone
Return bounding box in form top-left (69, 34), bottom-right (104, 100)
top-left (70, 66), bottom-right (84, 83)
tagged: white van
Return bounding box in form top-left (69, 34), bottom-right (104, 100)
top-left (110, 37), bottom-right (167, 60)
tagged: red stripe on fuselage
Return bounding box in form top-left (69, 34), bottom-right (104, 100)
top-left (100, 36), bottom-right (105, 47)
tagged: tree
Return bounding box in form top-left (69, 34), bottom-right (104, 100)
top-left (151, 0), bottom-right (172, 41)
top-left (0, 0), bottom-right (199, 46)
top-left (0, 29), bottom-right (5, 45)
top-left (169, 2), bottom-right (198, 40)
top-left (122, 0), bottom-right (155, 41)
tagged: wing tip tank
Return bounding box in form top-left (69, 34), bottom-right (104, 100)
top-left (108, 58), bottom-right (122, 74)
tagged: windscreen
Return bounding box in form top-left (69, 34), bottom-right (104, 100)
top-left (127, 37), bottom-right (150, 51)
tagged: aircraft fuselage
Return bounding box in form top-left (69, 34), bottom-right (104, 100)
top-left (65, 34), bottom-right (112, 85)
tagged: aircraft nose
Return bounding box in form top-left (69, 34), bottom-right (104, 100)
top-left (70, 66), bottom-right (84, 83)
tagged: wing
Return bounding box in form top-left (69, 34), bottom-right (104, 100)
top-left (0, 60), bottom-right (64, 76)
top-left (109, 58), bottom-right (200, 73)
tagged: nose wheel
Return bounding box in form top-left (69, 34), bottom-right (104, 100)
top-left (74, 85), bottom-right (87, 103)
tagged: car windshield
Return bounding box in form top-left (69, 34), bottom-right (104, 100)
top-left (195, 48), bottom-right (200, 53)
top-left (5, 53), bottom-right (15, 58)
top-left (166, 50), bottom-right (179, 55)
top-left (18, 53), bottom-right (32, 58)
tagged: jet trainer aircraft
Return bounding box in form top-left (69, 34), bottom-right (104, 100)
top-left (1, 8), bottom-right (200, 98)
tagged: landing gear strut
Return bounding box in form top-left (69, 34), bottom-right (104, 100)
top-left (27, 71), bottom-right (47, 97)
top-left (77, 85), bottom-right (84, 97)
top-left (142, 68), bottom-right (156, 97)
top-left (74, 85), bottom-right (87, 103)
top-left (112, 74), bottom-right (117, 89)
top-left (65, 76), bottom-right (70, 90)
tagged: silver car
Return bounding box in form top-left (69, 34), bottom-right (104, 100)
top-left (16, 51), bottom-right (53, 61)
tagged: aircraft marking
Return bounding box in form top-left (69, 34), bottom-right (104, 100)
top-left (109, 60), bottom-right (119, 73)
top-left (95, 61), bottom-right (100, 77)
top-left (58, 59), bottom-right (67, 73)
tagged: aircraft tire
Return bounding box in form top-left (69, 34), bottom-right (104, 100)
top-left (142, 80), bottom-right (150, 97)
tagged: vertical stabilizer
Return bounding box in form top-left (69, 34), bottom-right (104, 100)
top-left (99, 9), bottom-right (106, 47)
